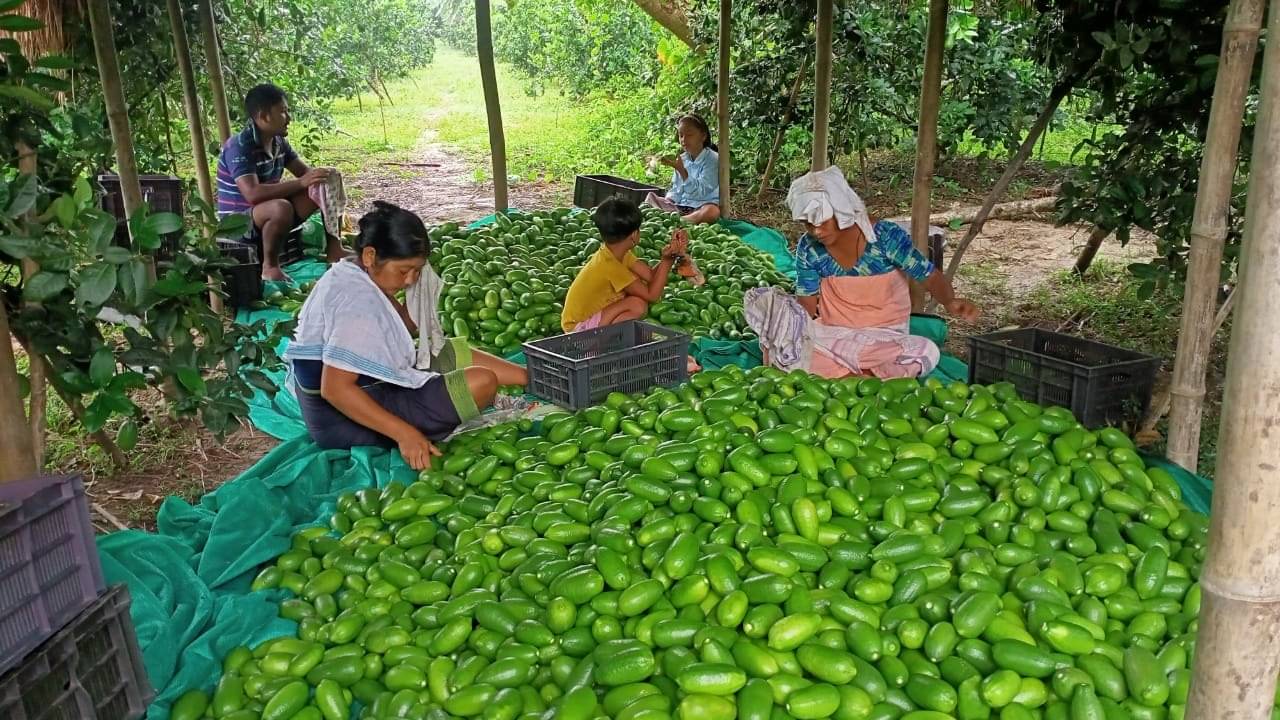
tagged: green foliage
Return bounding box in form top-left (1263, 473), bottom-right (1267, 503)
top-left (0, 6), bottom-right (292, 438)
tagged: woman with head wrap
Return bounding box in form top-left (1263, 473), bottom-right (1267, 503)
top-left (744, 166), bottom-right (978, 379)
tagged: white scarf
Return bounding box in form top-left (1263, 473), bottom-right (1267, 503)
top-left (405, 264), bottom-right (446, 368)
top-left (786, 165), bottom-right (878, 245)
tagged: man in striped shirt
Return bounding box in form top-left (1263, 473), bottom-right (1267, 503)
top-left (217, 83), bottom-right (341, 280)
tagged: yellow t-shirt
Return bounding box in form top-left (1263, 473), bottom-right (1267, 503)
top-left (561, 245), bottom-right (639, 331)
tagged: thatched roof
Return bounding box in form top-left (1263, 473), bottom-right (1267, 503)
top-left (1, 0), bottom-right (72, 60)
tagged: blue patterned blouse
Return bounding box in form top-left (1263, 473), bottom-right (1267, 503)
top-left (793, 220), bottom-right (936, 297)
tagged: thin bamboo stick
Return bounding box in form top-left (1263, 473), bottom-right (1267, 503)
top-left (908, 0), bottom-right (948, 311)
top-left (0, 298), bottom-right (36, 482)
top-left (1185, 1), bottom-right (1280, 711)
top-left (86, 0), bottom-right (143, 237)
top-left (758, 55), bottom-right (809, 201)
top-left (167, 0), bottom-right (214, 207)
top-left (17, 141), bottom-right (45, 469)
top-left (197, 0), bottom-right (233, 143)
top-left (811, 0), bottom-right (833, 171)
top-left (1165, 0), bottom-right (1264, 473)
top-left (475, 0), bottom-right (508, 212)
top-left (716, 0), bottom-right (731, 217)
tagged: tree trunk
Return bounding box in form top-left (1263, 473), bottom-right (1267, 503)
top-left (1185, 5), bottom-right (1280, 708)
top-left (50, 383), bottom-right (129, 470)
top-left (1138, 287), bottom-right (1236, 441)
top-left (1165, 0), bottom-right (1264, 474)
top-left (812, 0), bottom-right (833, 171)
top-left (908, 0), bottom-right (948, 311)
top-left (1072, 225), bottom-right (1110, 276)
top-left (475, 0), bottom-right (508, 213)
top-left (167, 0), bottom-right (214, 208)
top-left (716, 0), bottom-right (731, 217)
top-left (0, 299), bottom-right (37, 483)
top-left (942, 79), bottom-right (1075, 282)
top-left (889, 196), bottom-right (1059, 227)
top-left (632, 0), bottom-right (695, 48)
top-left (87, 0), bottom-right (143, 241)
top-left (16, 142), bottom-right (44, 471)
top-left (757, 55), bottom-right (809, 201)
top-left (197, 0), bottom-right (233, 143)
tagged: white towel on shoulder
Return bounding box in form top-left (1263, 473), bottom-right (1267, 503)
top-left (406, 263), bottom-right (447, 369)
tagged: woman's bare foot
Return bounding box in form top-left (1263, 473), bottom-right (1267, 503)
top-left (262, 265), bottom-right (291, 282)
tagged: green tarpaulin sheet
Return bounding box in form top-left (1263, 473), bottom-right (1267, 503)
top-left (97, 440), bottom-right (416, 720)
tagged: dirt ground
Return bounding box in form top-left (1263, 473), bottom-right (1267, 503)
top-left (64, 134), bottom-right (1161, 529)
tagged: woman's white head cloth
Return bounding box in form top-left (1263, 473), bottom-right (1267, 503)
top-left (786, 165), bottom-right (877, 244)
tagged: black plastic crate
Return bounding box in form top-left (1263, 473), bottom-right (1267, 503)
top-left (0, 474), bottom-right (105, 677)
top-left (98, 175), bottom-right (184, 258)
top-left (968, 328), bottom-right (1160, 428)
top-left (574, 175), bottom-right (665, 209)
top-left (524, 320), bottom-right (689, 409)
top-left (216, 223), bottom-right (306, 267)
top-left (0, 584), bottom-right (152, 720)
top-left (214, 239), bottom-right (264, 309)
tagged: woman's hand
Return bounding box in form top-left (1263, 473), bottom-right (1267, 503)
top-left (396, 428), bottom-right (441, 470)
top-left (944, 298), bottom-right (980, 322)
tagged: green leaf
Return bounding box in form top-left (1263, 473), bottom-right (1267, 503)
top-left (101, 246), bottom-right (133, 264)
top-left (0, 14), bottom-right (42, 31)
top-left (87, 211), bottom-right (118, 253)
top-left (176, 367), bottom-right (207, 395)
top-left (143, 212), bottom-right (184, 236)
top-left (89, 347), bottom-right (116, 388)
top-left (73, 178), bottom-right (92, 207)
top-left (108, 371), bottom-right (146, 393)
top-left (216, 213), bottom-right (251, 237)
top-left (0, 235), bottom-right (37, 259)
top-left (118, 260), bottom-right (148, 307)
top-left (51, 194), bottom-right (75, 228)
top-left (948, 218), bottom-right (963, 231)
top-left (243, 369), bottom-right (280, 394)
top-left (1137, 280), bottom-right (1156, 301)
top-left (82, 396), bottom-right (112, 433)
top-left (58, 369), bottom-right (94, 394)
top-left (0, 1), bottom-right (29, 12)
top-left (75, 263), bottom-right (117, 307)
top-left (23, 271), bottom-right (67, 301)
top-left (34, 54), bottom-right (74, 70)
top-left (0, 84), bottom-right (55, 111)
top-left (7, 173), bottom-right (37, 217)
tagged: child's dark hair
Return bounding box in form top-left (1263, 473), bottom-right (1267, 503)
top-left (592, 198), bottom-right (643, 244)
top-left (245, 83), bottom-right (288, 119)
top-left (677, 114), bottom-right (718, 152)
top-left (356, 201), bottom-right (430, 260)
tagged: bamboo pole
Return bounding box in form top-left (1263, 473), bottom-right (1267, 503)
top-left (908, 0), bottom-right (948, 310)
top-left (167, 0), bottom-right (214, 208)
top-left (87, 0), bottom-right (143, 239)
top-left (16, 142), bottom-right (45, 470)
top-left (757, 55), bottom-right (809, 201)
top-left (0, 299), bottom-right (37, 482)
top-left (811, 0), bottom-right (833, 171)
top-left (475, 0), bottom-right (508, 213)
top-left (716, 0), bottom-right (731, 217)
top-left (197, 0), bottom-right (233, 143)
top-left (942, 80), bottom-right (1073, 283)
top-left (1185, 10), bottom-right (1280, 712)
top-left (1165, 0), bottom-right (1264, 473)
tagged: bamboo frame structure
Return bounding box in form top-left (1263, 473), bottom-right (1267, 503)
top-left (908, 0), bottom-right (948, 310)
top-left (811, 0), bottom-right (833, 171)
top-left (197, 0), bottom-right (233, 143)
top-left (167, 0), bottom-right (214, 207)
top-left (1186, 4), bottom-right (1280, 710)
top-left (475, 0), bottom-right (508, 213)
top-left (716, 0), bottom-right (731, 217)
top-left (1164, 0), bottom-right (1265, 473)
top-left (87, 0), bottom-right (143, 234)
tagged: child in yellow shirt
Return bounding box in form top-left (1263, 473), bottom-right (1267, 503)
top-left (561, 198), bottom-right (688, 332)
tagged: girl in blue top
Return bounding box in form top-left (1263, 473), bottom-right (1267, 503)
top-left (644, 114), bottom-right (721, 225)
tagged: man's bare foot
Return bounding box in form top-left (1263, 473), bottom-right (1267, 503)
top-left (325, 235), bottom-right (347, 263)
top-left (262, 266), bottom-right (290, 282)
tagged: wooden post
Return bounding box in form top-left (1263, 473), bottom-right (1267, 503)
top-left (197, 0), bottom-right (232, 143)
top-left (0, 299), bottom-right (37, 483)
top-left (167, 0), bottom-right (214, 208)
top-left (811, 0), bottom-right (833, 171)
top-left (716, 0), bottom-right (731, 217)
top-left (1165, 0), bottom-right (1264, 473)
top-left (87, 0), bottom-right (143, 236)
top-left (908, 0), bottom-right (948, 311)
top-left (758, 55), bottom-right (809, 201)
top-left (475, 0), bottom-right (508, 213)
top-left (1185, 5), bottom-right (1280, 709)
top-left (16, 142), bottom-right (45, 470)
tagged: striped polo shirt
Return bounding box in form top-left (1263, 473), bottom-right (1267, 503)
top-left (216, 122), bottom-right (298, 215)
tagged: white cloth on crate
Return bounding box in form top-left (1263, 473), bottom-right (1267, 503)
top-left (306, 169), bottom-right (347, 238)
top-left (785, 165), bottom-right (878, 246)
top-left (743, 286), bottom-right (813, 371)
top-left (284, 259), bottom-right (434, 389)
top-left (405, 263), bottom-right (447, 369)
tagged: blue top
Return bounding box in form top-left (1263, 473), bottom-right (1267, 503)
top-left (216, 122), bottom-right (298, 215)
top-left (793, 220), bottom-right (936, 296)
top-left (667, 148), bottom-right (720, 208)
